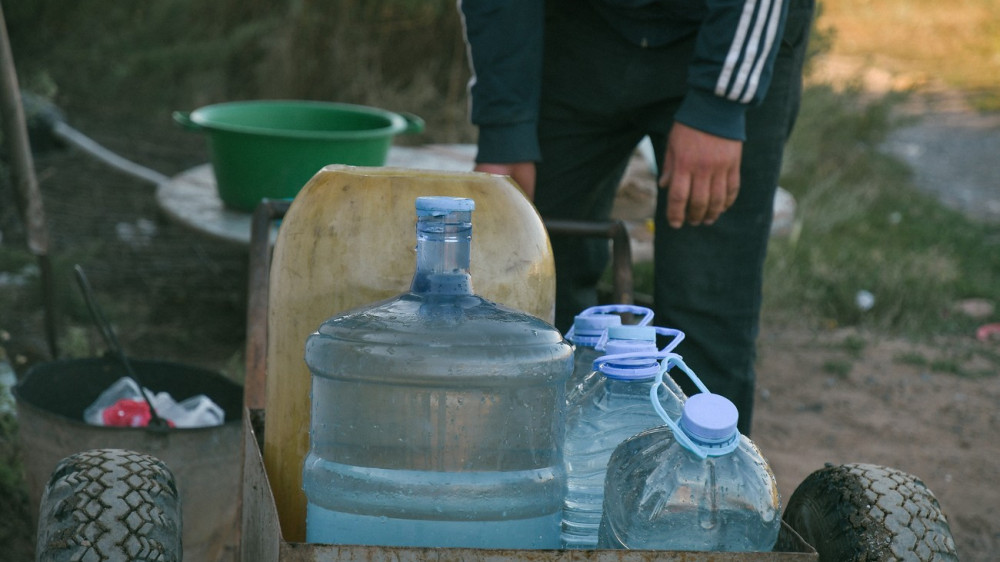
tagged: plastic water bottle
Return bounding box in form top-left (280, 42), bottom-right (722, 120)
top-left (597, 356), bottom-right (781, 551)
top-left (564, 305), bottom-right (653, 397)
top-left (302, 196), bottom-right (573, 549)
top-left (561, 325), bottom-right (685, 549)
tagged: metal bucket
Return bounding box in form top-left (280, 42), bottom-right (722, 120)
top-left (14, 356), bottom-right (244, 561)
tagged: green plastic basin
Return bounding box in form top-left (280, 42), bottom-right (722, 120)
top-left (174, 100), bottom-right (424, 212)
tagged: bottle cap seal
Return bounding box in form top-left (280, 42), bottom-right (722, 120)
top-left (571, 314), bottom-right (622, 341)
top-left (415, 196), bottom-right (475, 215)
top-left (606, 325), bottom-right (656, 342)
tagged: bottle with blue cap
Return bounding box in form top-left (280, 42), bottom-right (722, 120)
top-left (560, 324), bottom-right (685, 549)
top-left (302, 196), bottom-right (573, 549)
top-left (563, 304), bottom-right (654, 398)
top-left (597, 355), bottom-right (781, 551)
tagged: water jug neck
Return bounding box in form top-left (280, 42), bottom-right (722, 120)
top-left (564, 304), bottom-right (654, 344)
top-left (599, 326), bottom-right (660, 380)
top-left (410, 197), bottom-right (475, 295)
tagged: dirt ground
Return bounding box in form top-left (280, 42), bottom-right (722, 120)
top-left (2, 67), bottom-right (998, 561)
top-left (753, 327), bottom-right (1000, 560)
top-left (754, 59), bottom-right (1000, 561)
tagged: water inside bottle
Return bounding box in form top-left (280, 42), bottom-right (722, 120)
top-left (308, 498), bottom-right (561, 548)
top-left (303, 197), bottom-right (572, 549)
top-left (561, 326), bottom-right (686, 549)
top-left (596, 358), bottom-right (781, 552)
top-left (597, 425), bottom-right (780, 551)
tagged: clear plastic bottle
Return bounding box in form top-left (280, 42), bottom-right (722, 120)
top-left (560, 325), bottom-right (685, 549)
top-left (563, 305), bottom-right (654, 398)
top-left (597, 357), bottom-right (781, 552)
top-left (302, 196), bottom-right (573, 549)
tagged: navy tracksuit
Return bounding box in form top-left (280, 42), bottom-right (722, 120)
top-left (461, 0), bottom-right (816, 434)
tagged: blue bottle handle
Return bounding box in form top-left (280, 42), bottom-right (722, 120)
top-left (591, 349), bottom-right (711, 459)
top-left (564, 304), bottom-right (654, 342)
top-left (579, 304), bottom-right (655, 325)
top-left (594, 326), bottom-right (685, 353)
top-left (650, 354), bottom-right (740, 459)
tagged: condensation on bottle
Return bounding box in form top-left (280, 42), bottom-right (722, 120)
top-left (561, 325), bottom-right (685, 549)
top-left (597, 391), bottom-right (782, 552)
top-left (302, 196), bottom-right (573, 549)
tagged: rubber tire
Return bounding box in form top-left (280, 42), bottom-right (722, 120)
top-left (783, 463), bottom-right (958, 561)
top-left (35, 448), bottom-right (182, 562)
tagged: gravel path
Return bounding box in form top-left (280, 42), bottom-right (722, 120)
top-left (812, 55), bottom-right (1000, 224)
top-left (882, 91), bottom-right (1000, 224)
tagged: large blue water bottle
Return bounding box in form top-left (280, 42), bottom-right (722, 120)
top-left (302, 196), bottom-right (573, 548)
top-left (564, 305), bottom-right (654, 397)
top-left (560, 325), bottom-right (685, 549)
top-left (597, 355), bottom-right (781, 551)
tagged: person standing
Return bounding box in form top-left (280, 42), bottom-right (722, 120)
top-left (460, 0), bottom-right (815, 434)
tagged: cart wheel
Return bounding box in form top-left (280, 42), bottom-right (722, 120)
top-left (783, 463), bottom-right (958, 561)
top-left (35, 448), bottom-right (182, 562)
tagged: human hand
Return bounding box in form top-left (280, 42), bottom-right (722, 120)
top-left (659, 123), bottom-right (742, 229)
top-left (474, 162), bottom-right (536, 200)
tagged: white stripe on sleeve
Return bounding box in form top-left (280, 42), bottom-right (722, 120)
top-left (714, 0), bottom-right (757, 99)
top-left (740, 0), bottom-right (784, 103)
top-left (714, 0), bottom-right (783, 103)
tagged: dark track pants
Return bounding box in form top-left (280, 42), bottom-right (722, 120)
top-left (534, 0), bottom-right (816, 434)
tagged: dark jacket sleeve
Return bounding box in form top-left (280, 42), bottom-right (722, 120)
top-left (675, 0), bottom-right (789, 141)
top-left (459, 0), bottom-right (545, 163)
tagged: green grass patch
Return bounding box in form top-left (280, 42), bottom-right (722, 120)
top-left (0, 412), bottom-right (33, 561)
top-left (895, 346), bottom-right (999, 379)
top-left (763, 85), bottom-right (1000, 338)
top-left (822, 359), bottom-right (854, 378)
top-left (894, 351), bottom-right (929, 367)
top-left (929, 357), bottom-right (964, 376)
top-left (839, 333), bottom-right (867, 358)
top-left (820, 0), bottom-right (1000, 110)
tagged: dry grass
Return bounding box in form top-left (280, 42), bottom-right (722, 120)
top-left (820, 0), bottom-right (1000, 107)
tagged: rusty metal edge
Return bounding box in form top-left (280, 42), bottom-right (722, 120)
top-left (245, 198), bottom-right (291, 410)
top-left (543, 219), bottom-right (634, 307)
top-left (242, 407), bottom-right (281, 561)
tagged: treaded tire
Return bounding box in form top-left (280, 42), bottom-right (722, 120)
top-left (783, 462), bottom-right (958, 561)
top-left (35, 448), bottom-right (182, 562)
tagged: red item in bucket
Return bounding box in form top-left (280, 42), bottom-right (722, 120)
top-left (101, 399), bottom-right (174, 428)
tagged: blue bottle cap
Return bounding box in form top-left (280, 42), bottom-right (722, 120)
top-left (415, 196), bottom-right (475, 216)
top-left (606, 325), bottom-right (656, 342)
top-left (680, 393), bottom-right (739, 443)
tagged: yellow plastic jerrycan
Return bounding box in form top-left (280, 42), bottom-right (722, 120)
top-left (263, 165), bottom-right (556, 541)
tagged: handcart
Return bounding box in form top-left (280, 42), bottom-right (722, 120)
top-left (237, 198), bottom-right (818, 561)
top-left (26, 184), bottom-right (957, 562)
top-left (236, 196), bottom-right (957, 561)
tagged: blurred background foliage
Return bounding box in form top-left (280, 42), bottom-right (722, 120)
top-left (2, 0), bottom-right (475, 144)
top-left (2, 3), bottom-right (999, 558)
top-left (4, 0), bottom-right (999, 340)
